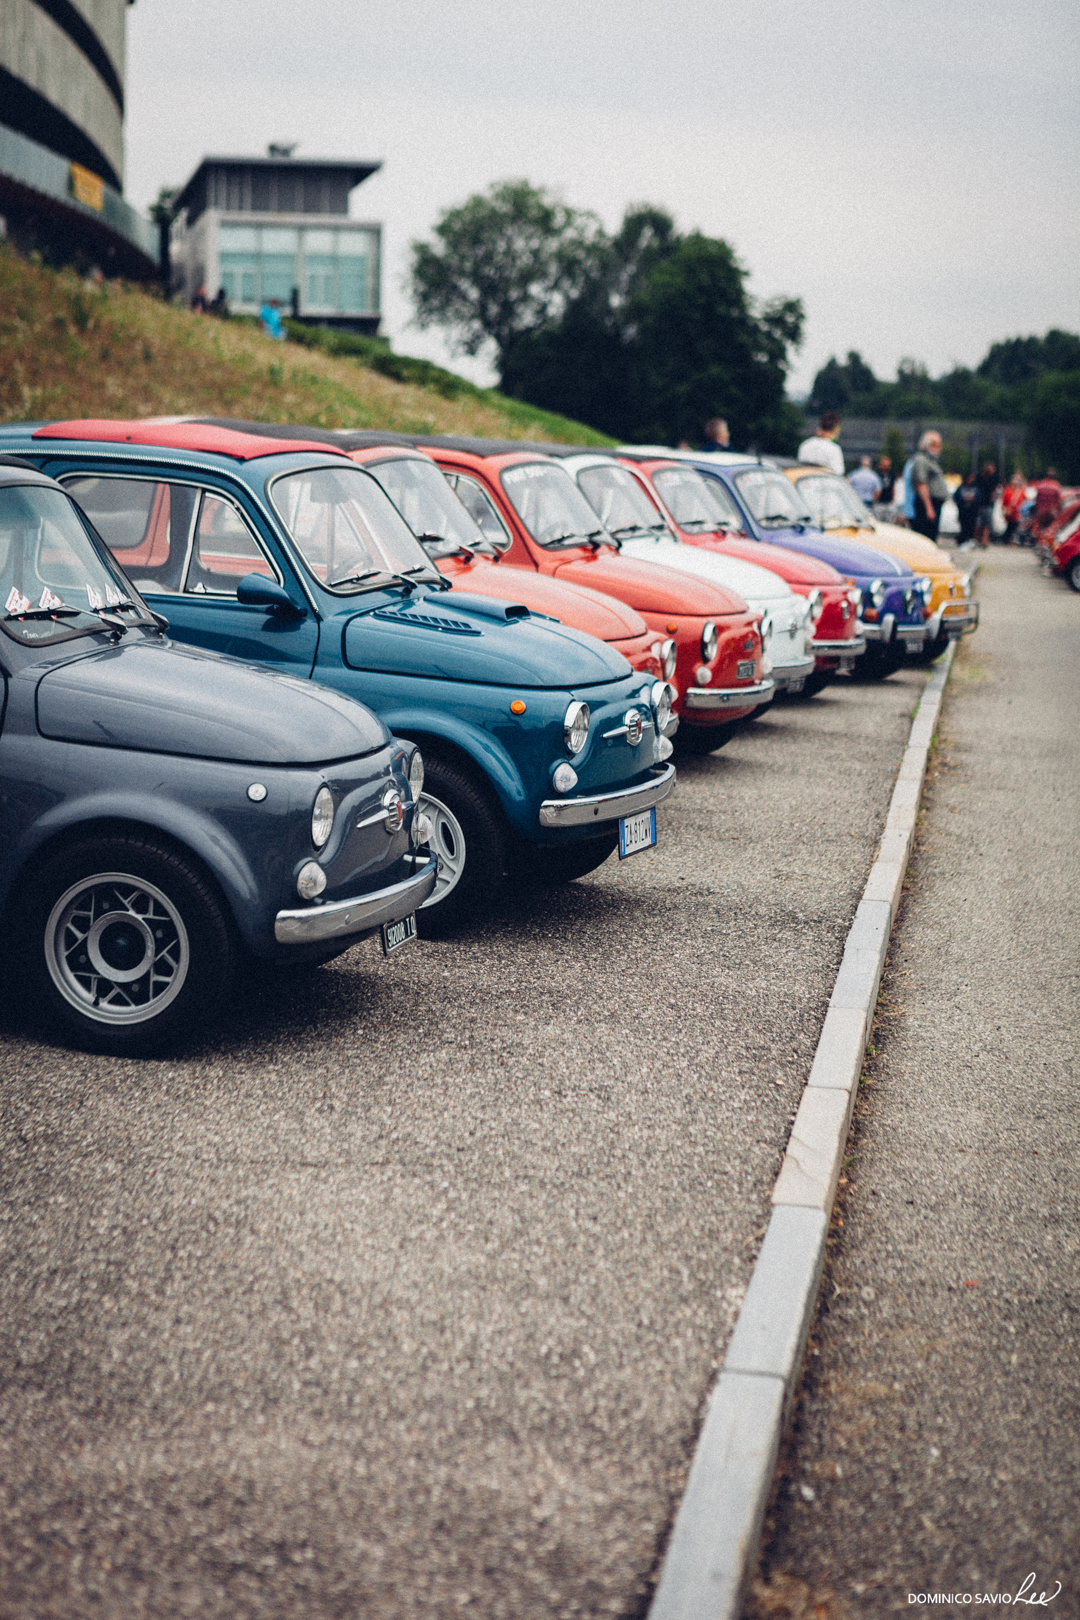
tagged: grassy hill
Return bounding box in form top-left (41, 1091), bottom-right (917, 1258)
top-left (0, 246), bottom-right (613, 444)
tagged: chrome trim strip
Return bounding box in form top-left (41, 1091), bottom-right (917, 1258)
top-left (538, 763), bottom-right (676, 828)
top-left (811, 636), bottom-right (867, 655)
top-left (682, 678), bottom-right (775, 711)
top-left (769, 655), bottom-right (817, 685)
top-left (274, 856), bottom-right (438, 944)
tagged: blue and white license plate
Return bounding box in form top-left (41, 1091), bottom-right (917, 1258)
top-left (382, 913), bottom-right (417, 954)
top-left (619, 807), bottom-right (657, 859)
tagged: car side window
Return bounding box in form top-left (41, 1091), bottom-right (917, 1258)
top-left (63, 475), bottom-right (198, 594)
top-left (443, 473), bottom-right (512, 552)
top-left (185, 493), bottom-right (280, 596)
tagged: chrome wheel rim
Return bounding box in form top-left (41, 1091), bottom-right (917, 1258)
top-left (44, 872), bottom-right (190, 1026)
top-left (418, 792), bottom-right (467, 907)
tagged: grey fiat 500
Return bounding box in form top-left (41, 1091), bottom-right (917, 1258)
top-left (0, 462), bottom-right (435, 1054)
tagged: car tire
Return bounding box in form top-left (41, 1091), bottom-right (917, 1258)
top-left (415, 756), bottom-right (509, 937)
top-left (517, 831), bottom-right (619, 886)
top-left (12, 833), bottom-right (236, 1056)
top-left (911, 634), bottom-right (951, 665)
top-left (799, 671), bottom-right (833, 698)
top-left (1066, 555), bottom-right (1080, 593)
top-left (851, 648), bottom-right (900, 682)
top-left (676, 722), bottom-right (737, 755)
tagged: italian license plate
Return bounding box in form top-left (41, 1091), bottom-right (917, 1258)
top-left (619, 807), bottom-right (657, 859)
top-left (736, 660), bottom-right (755, 679)
top-left (382, 913), bottom-right (417, 954)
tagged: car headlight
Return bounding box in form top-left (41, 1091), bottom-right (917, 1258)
top-left (700, 621), bottom-right (718, 662)
top-left (961, 572), bottom-right (972, 598)
top-left (311, 785), bottom-right (334, 848)
top-left (806, 587), bottom-right (823, 623)
top-left (552, 762), bottom-right (578, 793)
top-left (918, 575), bottom-right (933, 605)
top-left (297, 860), bottom-right (327, 900)
top-left (408, 749), bottom-right (424, 802)
top-left (650, 679), bottom-right (672, 734)
top-left (870, 578), bottom-right (887, 608)
top-left (758, 610), bottom-right (773, 649)
top-left (563, 700), bottom-right (591, 756)
top-left (846, 585), bottom-right (862, 610)
top-left (659, 637), bottom-right (677, 679)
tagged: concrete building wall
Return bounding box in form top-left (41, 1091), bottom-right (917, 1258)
top-left (0, 0), bottom-right (125, 186)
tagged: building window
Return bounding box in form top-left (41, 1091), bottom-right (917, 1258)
top-left (216, 223), bottom-right (378, 314)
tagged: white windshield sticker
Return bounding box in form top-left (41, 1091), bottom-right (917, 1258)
top-left (5, 587), bottom-right (31, 615)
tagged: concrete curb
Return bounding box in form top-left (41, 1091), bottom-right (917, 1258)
top-left (649, 642), bottom-right (956, 1620)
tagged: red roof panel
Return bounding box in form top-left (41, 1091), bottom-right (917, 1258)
top-left (32, 420), bottom-right (350, 461)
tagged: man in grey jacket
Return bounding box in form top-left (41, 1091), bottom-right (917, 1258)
top-left (910, 430), bottom-right (949, 541)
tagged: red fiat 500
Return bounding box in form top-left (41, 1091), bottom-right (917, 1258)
top-left (423, 440), bottom-right (773, 751)
top-left (618, 455), bottom-right (865, 693)
top-left (1039, 495), bottom-right (1080, 592)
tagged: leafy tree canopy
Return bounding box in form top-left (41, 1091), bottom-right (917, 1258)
top-left (411, 183), bottom-right (804, 451)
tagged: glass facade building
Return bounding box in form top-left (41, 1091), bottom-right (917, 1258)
top-left (172, 155), bottom-right (383, 335)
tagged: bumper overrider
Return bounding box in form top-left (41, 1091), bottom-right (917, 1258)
top-left (682, 677), bottom-right (776, 713)
top-left (927, 602), bottom-right (980, 639)
top-left (275, 855), bottom-right (438, 944)
top-left (860, 613), bottom-right (927, 646)
top-left (539, 761), bottom-right (676, 828)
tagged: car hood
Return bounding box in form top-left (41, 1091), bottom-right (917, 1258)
top-left (618, 534), bottom-right (790, 605)
top-left (342, 588), bottom-right (628, 687)
top-left (710, 537), bottom-right (843, 587)
top-left (437, 555), bottom-right (648, 641)
top-left (764, 530), bottom-right (912, 580)
top-left (867, 520), bottom-right (966, 578)
top-left (36, 638), bottom-right (389, 764)
top-left (551, 552), bottom-right (745, 617)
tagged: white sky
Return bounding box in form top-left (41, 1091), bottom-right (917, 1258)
top-left (124, 0), bottom-right (1080, 398)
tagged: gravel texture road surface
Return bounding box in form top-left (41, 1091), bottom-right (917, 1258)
top-left (747, 548), bottom-right (1079, 1619)
top-left (0, 661), bottom-right (932, 1620)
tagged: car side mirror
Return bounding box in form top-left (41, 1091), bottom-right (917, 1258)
top-left (236, 574), bottom-right (307, 620)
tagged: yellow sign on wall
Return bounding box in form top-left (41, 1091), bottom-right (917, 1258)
top-left (70, 163), bottom-right (104, 212)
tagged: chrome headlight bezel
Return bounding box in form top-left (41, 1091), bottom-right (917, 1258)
top-left (650, 679), bottom-right (673, 733)
top-left (563, 700), bottom-right (591, 757)
top-left (311, 785), bottom-right (334, 849)
top-left (806, 587), bottom-right (823, 623)
top-left (869, 577), bottom-right (887, 609)
top-left (758, 610), bottom-right (773, 650)
top-left (700, 621), bottom-right (718, 663)
top-left (918, 575), bottom-right (934, 606)
top-left (659, 637), bottom-right (677, 679)
top-left (408, 749), bottom-right (424, 803)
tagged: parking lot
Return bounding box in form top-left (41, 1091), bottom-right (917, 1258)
top-left (0, 666), bottom-right (931, 1619)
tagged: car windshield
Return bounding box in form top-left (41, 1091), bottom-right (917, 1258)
top-left (576, 464), bottom-right (665, 537)
top-left (500, 461), bottom-right (609, 548)
top-left (366, 456), bottom-right (492, 558)
top-left (652, 465), bottom-right (740, 531)
top-left (734, 469), bottom-right (814, 527)
top-left (0, 483), bottom-right (149, 647)
top-left (797, 473), bottom-right (875, 528)
top-left (271, 465), bottom-right (434, 590)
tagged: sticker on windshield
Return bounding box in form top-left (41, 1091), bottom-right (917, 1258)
top-left (86, 584), bottom-right (105, 610)
top-left (105, 585), bottom-right (124, 606)
top-left (5, 587), bottom-right (31, 615)
top-left (39, 587), bottom-right (64, 610)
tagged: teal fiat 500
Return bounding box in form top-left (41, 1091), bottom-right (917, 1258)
top-left (9, 421), bottom-right (675, 932)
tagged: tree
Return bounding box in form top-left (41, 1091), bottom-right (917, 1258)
top-left (1028, 370), bottom-right (1080, 481)
top-left (409, 182), bottom-right (603, 371)
top-left (809, 350), bottom-right (879, 414)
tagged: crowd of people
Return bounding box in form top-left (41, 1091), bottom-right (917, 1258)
top-left (793, 412), bottom-right (1067, 550)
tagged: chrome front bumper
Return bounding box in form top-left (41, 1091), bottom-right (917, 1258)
top-left (928, 602), bottom-right (979, 639)
top-left (861, 614), bottom-right (927, 647)
top-left (539, 762), bottom-right (676, 828)
top-left (274, 856), bottom-right (438, 944)
top-left (682, 677), bottom-right (776, 712)
top-left (811, 635), bottom-right (866, 658)
top-left (769, 654), bottom-right (817, 689)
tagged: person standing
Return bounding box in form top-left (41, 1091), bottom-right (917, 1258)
top-left (849, 455), bottom-right (882, 506)
top-left (953, 470), bottom-right (979, 548)
top-left (974, 461), bottom-right (998, 548)
top-left (1001, 469), bottom-right (1027, 544)
top-left (797, 412), bottom-right (845, 475)
top-left (909, 430), bottom-right (949, 542)
top-left (699, 417), bottom-right (732, 452)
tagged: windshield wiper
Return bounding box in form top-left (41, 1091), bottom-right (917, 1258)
top-left (329, 569), bottom-right (419, 593)
top-left (5, 605), bottom-right (85, 621)
top-left (543, 529), bottom-right (607, 549)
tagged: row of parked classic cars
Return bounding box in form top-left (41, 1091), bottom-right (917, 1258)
top-left (1035, 487), bottom-right (1080, 590)
top-left (0, 417), bottom-right (980, 1055)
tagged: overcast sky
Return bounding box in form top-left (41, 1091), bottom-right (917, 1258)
top-left (125, 0), bottom-right (1080, 398)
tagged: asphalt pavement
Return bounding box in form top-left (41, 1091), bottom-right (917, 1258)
top-left (746, 548), bottom-right (1079, 1619)
top-left (0, 659), bottom-right (932, 1620)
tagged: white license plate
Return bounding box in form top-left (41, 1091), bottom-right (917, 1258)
top-left (736, 660), bottom-right (755, 679)
top-left (619, 808), bottom-right (657, 859)
top-left (382, 913), bottom-right (417, 954)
